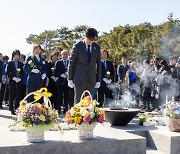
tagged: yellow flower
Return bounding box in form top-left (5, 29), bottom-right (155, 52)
top-left (74, 116), bottom-right (82, 124)
top-left (34, 87), bottom-right (52, 100)
top-left (83, 111), bottom-right (90, 117)
top-left (19, 100), bottom-right (27, 111)
top-left (41, 107), bottom-right (47, 114)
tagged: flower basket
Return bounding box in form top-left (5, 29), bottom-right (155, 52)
top-left (165, 100), bottom-right (180, 132)
top-left (13, 88), bottom-right (61, 143)
top-left (21, 91), bottom-right (52, 142)
top-left (65, 90), bottom-right (105, 140)
top-left (168, 118), bottom-right (180, 132)
top-left (77, 122), bottom-right (97, 140)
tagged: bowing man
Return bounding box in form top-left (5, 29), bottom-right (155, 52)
top-left (6, 50), bottom-right (23, 115)
top-left (98, 49), bottom-right (114, 107)
top-left (24, 44), bottom-right (47, 99)
top-left (68, 28), bottom-right (101, 103)
top-left (54, 50), bottom-right (69, 114)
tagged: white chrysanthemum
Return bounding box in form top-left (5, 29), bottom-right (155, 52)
top-left (89, 112), bottom-right (95, 118)
top-left (39, 115), bottom-right (46, 121)
top-left (80, 107), bottom-right (87, 114)
top-left (70, 109), bottom-right (75, 115)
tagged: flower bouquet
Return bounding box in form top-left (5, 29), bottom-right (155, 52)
top-left (65, 90), bottom-right (105, 140)
top-left (28, 60), bottom-right (36, 68)
top-left (106, 71), bottom-right (111, 79)
top-left (16, 68), bottom-right (21, 78)
top-left (12, 88), bottom-right (62, 142)
top-left (165, 100), bottom-right (180, 132)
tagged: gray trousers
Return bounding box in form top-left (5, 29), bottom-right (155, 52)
top-left (74, 78), bottom-right (95, 104)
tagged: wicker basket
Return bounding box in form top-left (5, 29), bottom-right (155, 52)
top-left (77, 90), bottom-right (97, 140)
top-left (21, 91), bottom-right (52, 143)
top-left (77, 122), bottom-right (97, 140)
top-left (168, 118), bottom-right (180, 132)
top-left (27, 131), bottom-right (44, 143)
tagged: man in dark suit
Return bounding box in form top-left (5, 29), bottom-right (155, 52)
top-left (54, 50), bottom-right (69, 114)
top-left (6, 50), bottom-right (23, 114)
top-left (0, 53), bottom-right (3, 108)
top-left (98, 50), bottom-right (114, 107)
top-left (0, 56), bottom-right (9, 108)
top-left (68, 28), bottom-right (101, 103)
top-left (0, 53), bottom-right (3, 88)
top-left (117, 57), bottom-right (129, 83)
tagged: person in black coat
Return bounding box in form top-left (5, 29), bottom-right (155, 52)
top-left (0, 53), bottom-right (3, 108)
top-left (0, 53), bottom-right (2, 84)
top-left (0, 56), bottom-right (9, 108)
top-left (24, 44), bottom-right (47, 101)
top-left (19, 54), bottom-right (28, 99)
top-left (6, 50), bottom-right (23, 114)
top-left (98, 50), bottom-right (114, 107)
top-left (47, 52), bottom-right (58, 108)
top-left (140, 59), bottom-right (153, 111)
top-left (172, 58), bottom-right (180, 101)
top-left (117, 57), bottom-right (130, 83)
top-left (54, 50), bottom-right (69, 114)
top-left (41, 52), bottom-right (49, 87)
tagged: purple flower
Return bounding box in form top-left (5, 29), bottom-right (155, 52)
top-left (45, 115), bottom-right (50, 120)
top-left (35, 108), bottom-right (41, 114)
top-left (33, 118), bottom-right (39, 125)
top-left (30, 110), bottom-right (36, 115)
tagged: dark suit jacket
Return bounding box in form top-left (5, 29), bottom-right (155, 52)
top-left (117, 64), bottom-right (129, 82)
top-left (24, 56), bottom-right (47, 82)
top-left (54, 59), bottom-right (69, 85)
top-left (47, 62), bottom-right (56, 78)
top-left (101, 60), bottom-right (114, 82)
top-left (6, 61), bottom-right (23, 81)
top-left (0, 60), bottom-right (2, 82)
top-left (68, 41), bottom-right (101, 85)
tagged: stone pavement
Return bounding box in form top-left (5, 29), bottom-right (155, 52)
top-left (0, 106), bottom-right (146, 154)
top-left (1, 105), bottom-right (180, 154)
top-left (0, 106), bottom-right (15, 127)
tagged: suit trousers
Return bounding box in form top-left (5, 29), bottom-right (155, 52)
top-left (98, 81), bottom-right (113, 107)
top-left (9, 80), bottom-right (23, 112)
top-left (74, 78), bottom-right (95, 104)
top-left (0, 83), bottom-right (6, 107)
top-left (56, 81), bottom-right (69, 113)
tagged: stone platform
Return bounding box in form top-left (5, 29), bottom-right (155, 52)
top-left (0, 124), bottom-right (146, 154)
top-left (111, 123), bottom-right (180, 154)
top-left (1, 107), bottom-right (180, 154)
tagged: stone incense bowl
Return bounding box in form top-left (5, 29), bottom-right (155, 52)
top-left (105, 108), bottom-right (141, 126)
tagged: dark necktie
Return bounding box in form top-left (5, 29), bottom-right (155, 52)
top-left (87, 45), bottom-right (91, 63)
top-left (64, 60), bottom-right (66, 67)
top-left (103, 60), bottom-right (107, 71)
top-left (63, 60), bottom-right (67, 70)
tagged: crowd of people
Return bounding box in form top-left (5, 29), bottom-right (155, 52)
top-left (0, 28), bottom-right (180, 115)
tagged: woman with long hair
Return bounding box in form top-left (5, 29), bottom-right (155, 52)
top-left (24, 44), bottom-right (47, 101)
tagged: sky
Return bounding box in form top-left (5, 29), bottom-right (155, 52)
top-left (0, 0), bottom-right (180, 58)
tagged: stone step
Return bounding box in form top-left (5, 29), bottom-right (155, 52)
top-left (147, 126), bottom-right (180, 154)
top-left (146, 148), bottom-right (165, 154)
top-left (107, 123), bottom-right (180, 154)
top-left (0, 124), bottom-right (146, 154)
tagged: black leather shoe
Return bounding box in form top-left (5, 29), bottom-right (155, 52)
top-left (11, 111), bottom-right (16, 115)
